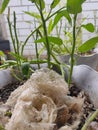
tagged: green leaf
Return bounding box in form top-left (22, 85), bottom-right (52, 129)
top-left (4, 60), bottom-right (17, 65)
top-left (9, 52), bottom-right (25, 61)
top-left (52, 10), bottom-right (71, 30)
top-left (48, 19), bottom-right (53, 34)
top-left (82, 23), bottom-right (95, 32)
top-left (0, 0), bottom-right (10, 14)
top-left (38, 0), bottom-right (45, 10)
top-left (29, 0), bottom-right (45, 10)
top-left (24, 11), bottom-right (41, 19)
top-left (50, 0), bottom-right (60, 9)
top-left (35, 36), bottom-right (63, 45)
top-left (78, 36), bottom-right (98, 53)
top-left (21, 62), bottom-right (30, 76)
top-left (38, 47), bottom-right (46, 56)
top-left (0, 63), bottom-right (10, 69)
top-left (0, 51), bottom-right (5, 56)
top-left (67, 0), bottom-right (86, 14)
top-left (0, 60), bottom-right (17, 69)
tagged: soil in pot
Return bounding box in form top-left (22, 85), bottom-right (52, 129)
top-left (0, 81), bottom-right (25, 103)
top-left (0, 82), bottom-right (98, 130)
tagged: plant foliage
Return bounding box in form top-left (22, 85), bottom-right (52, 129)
top-left (78, 37), bottom-right (98, 53)
top-left (67, 0), bottom-right (86, 14)
top-left (0, 0), bottom-right (10, 14)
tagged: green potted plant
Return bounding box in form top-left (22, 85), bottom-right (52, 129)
top-left (51, 4), bottom-right (98, 70)
top-left (0, 0), bottom-right (98, 130)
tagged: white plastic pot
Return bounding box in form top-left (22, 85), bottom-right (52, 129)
top-left (64, 64), bottom-right (98, 108)
top-left (0, 68), bottom-right (16, 89)
top-left (59, 53), bottom-right (98, 70)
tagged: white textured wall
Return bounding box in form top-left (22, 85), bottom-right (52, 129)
top-left (82, 0), bottom-right (98, 42)
top-left (3, 0), bottom-right (98, 57)
top-left (3, 0), bottom-right (50, 57)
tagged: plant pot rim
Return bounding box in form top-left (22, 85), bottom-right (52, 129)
top-left (59, 52), bottom-right (98, 58)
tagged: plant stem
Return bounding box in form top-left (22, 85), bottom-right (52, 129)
top-left (21, 6), bottom-right (65, 55)
top-left (7, 9), bottom-right (17, 54)
top-left (33, 28), bottom-right (40, 69)
top-left (13, 11), bottom-right (21, 70)
top-left (68, 14), bottom-right (77, 87)
top-left (81, 109), bottom-right (98, 130)
top-left (51, 53), bottom-right (60, 64)
top-left (13, 12), bottom-right (19, 56)
top-left (37, 1), bottom-right (51, 68)
top-left (59, 19), bottom-right (63, 36)
top-left (35, 42), bottom-right (40, 69)
top-left (7, 10), bottom-right (21, 72)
